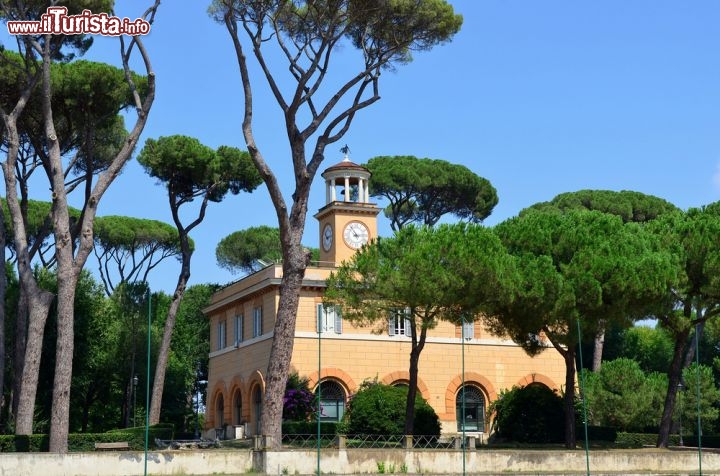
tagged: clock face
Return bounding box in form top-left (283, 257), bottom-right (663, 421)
top-left (343, 221), bottom-right (370, 249)
top-left (322, 224), bottom-right (333, 251)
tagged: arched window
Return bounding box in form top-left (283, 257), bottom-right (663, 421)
top-left (315, 380), bottom-right (346, 422)
top-left (456, 385), bottom-right (485, 432)
top-left (215, 393), bottom-right (225, 428)
top-left (252, 386), bottom-right (262, 435)
top-left (233, 390), bottom-right (243, 425)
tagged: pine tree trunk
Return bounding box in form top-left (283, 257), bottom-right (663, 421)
top-left (563, 350), bottom-right (577, 449)
top-left (656, 329), bottom-right (690, 448)
top-left (404, 323), bottom-right (427, 436)
top-left (0, 218), bottom-right (6, 425)
top-left (11, 281), bottom-right (29, 423)
top-left (15, 290), bottom-right (54, 434)
top-left (260, 245), bottom-right (306, 449)
top-left (50, 269), bottom-right (78, 451)
top-left (592, 321), bottom-right (606, 372)
top-left (149, 265), bottom-right (189, 424)
top-left (404, 346), bottom-right (421, 436)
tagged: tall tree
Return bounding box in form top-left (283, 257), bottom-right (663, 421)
top-left (209, 0), bottom-right (462, 447)
top-left (647, 204), bottom-right (720, 447)
top-left (216, 225), bottom-right (319, 275)
top-left (527, 189), bottom-right (679, 371)
top-left (365, 155), bottom-right (498, 230)
top-left (325, 223), bottom-right (509, 435)
top-left (137, 135), bottom-right (261, 424)
top-left (0, 1), bottom-right (160, 451)
top-left (93, 215), bottom-right (182, 296)
top-left (487, 209), bottom-right (678, 448)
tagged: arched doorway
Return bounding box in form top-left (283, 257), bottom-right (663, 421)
top-left (456, 385), bottom-right (485, 432)
top-left (215, 393), bottom-right (225, 431)
top-left (315, 380), bottom-right (346, 422)
top-left (252, 385), bottom-right (262, 435)
top-left (232, 389), bottom-right (243, 425)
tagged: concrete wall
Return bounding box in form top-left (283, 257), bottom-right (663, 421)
top-left (1, 448), bottom-right (718, 475)
top-left (0, 450), bottom-right (253, 476)
top-left (264, 448), bottom-right (720, 475)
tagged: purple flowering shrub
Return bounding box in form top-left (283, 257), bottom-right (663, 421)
top-left (283, 373), bottom-right (316, 421)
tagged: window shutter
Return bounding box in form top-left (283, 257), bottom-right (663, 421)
top-left (317, 304), bottom-right (323, 333)
top-left (238, 315), bottom-right (244, 343)
top-left (405, 318), bottom-right (412, 337)
top-left (334, 307), bottom-right (342, 334)
top-left (388, 315), bottom-right (395, 336)
top-left (463, 320), bottom-right (475, 340)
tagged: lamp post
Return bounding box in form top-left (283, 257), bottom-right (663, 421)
top-left (195, 361), bottom-right (201, 440)
top-left (678, 382), bottom-right (684, 446)
top-left (133, 375), bottom-right (139, 427)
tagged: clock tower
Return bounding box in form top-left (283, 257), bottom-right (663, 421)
top-left (315, 153), bottom-right (380, 266)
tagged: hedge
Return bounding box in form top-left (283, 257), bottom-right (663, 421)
top-left (0, 424), bottom-right (174, 452)
top-left (282, 421), bottom-right (339, 435)
top-left (578, 425), bottom-right (617, 442)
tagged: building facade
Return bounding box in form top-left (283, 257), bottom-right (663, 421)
top-left (204, 157), bottom-right (566, 438)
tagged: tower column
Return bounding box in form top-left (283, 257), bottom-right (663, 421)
top-left (344, 176), bottom-right (350, 202)
top-left (358, 178), bottom-right (365, 203)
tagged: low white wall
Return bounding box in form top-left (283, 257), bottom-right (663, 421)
top-left (0, 448), bottom-right (719, 475)
top-left (0, 450), bottom-right (253, 476)
top-left (264, 448), bottom-right (720, 475)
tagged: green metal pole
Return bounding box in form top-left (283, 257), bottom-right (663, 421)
top-left (696, 324), bottom-right (702, 475)
top-left (144, 289), bottom-right (151, 476)
top-left (461, 316), bottom-right (466, 476)
top-left (576, 319), bottom-right (590, 476)
top-left (317, 308), bottom-right (322, 476)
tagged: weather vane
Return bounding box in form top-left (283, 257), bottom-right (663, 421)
top-left (340, 144), bottom-right (350, 160)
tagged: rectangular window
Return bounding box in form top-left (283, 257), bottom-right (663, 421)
top-left (217, 320), bottom-right (226, 351)
top-left (234, 314), bottom-right (244, 346)
top-left (253, 307), bottom-right (263, 338)
top-left (388, 308), bottom-right (412, 336)
top-left (317, 304), bottom-right (342, 334)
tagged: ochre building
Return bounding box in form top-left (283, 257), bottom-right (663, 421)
top-left (204, 157), bottom-right (566, 439)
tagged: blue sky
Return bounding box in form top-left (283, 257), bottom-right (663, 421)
top-left (4, 1), bottom-right (720, 294)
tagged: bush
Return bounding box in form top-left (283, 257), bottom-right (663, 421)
top-left (0, 424), bottom-right (175, 453)
top-left (490, 384), bottom-right (564, 444)
top-left (283, 373), bottom-right (315, 422)
top-left (581, 425), bottom-right (617, 442)
top-left (343, 382), bottom-right (440, 436)
top-left (282, 421), bottom-right (339, 435)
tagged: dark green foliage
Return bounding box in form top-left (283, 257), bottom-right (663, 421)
top-left (679, 364), bottom-right (720, 434)
top-left (629, 326), bottom-right (673, 373)
top-left (583, 359), bottom-right (667, 432)
top-left (216, 226), bottom-right (319, 275)
top-left (342, 382), bottom-right (440, 436)
top-left (283, 373), bottom-right (315, 422)
top-left (0, 424), bottom-right (173, 452)
top-left (210, 0), bottom-right (463, 68)
top-left (282, 421), bottom-right (339, 435)
top-left (528, 190), bottom-right (679, 223)
top-left (581, 425), bottom-right (617, 442)
top-left (490, 385), bottom-right (564, 444)
top-left (365, 155), bottom-right (498, 230)
top-left (137, 136), bottom-right (262, 204)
